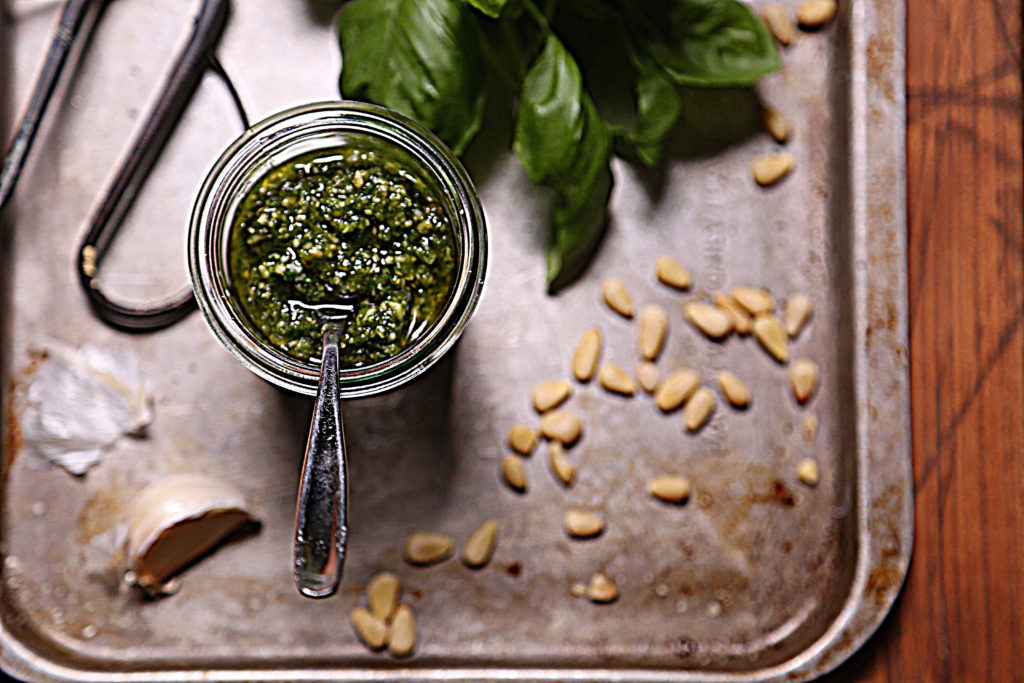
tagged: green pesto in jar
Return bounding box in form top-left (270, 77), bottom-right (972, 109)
top-left (228, 146), bottom-right (456, 366)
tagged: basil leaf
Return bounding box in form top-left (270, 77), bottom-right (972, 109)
top-left (462, 0), bottom-right (510, 18)
top-left (548, 137), bottom-right (613, 291)
top-left (548, 1), bottom-right (637, 135)
top-left (630, 62), bottom-right (682, 165)
top-left (514, 36), bottom-right (591, 186)
top-left (628, 0), bottom-right (780, 86)
top-left (547, 2), bottom-right (680, 166)
top-left (513, 34), bottom-right (613, 288)
top-left (338, 0), bottom-right (486, 155)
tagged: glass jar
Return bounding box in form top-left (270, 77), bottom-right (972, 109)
top-left (188, 101), bottom-right (487, 397)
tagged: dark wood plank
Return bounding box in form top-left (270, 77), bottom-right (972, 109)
top-left (829, 0), bottom-right (1024, 680)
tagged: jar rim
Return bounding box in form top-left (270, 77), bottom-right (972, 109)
top-left (188, 101), bottom-right (487, 397)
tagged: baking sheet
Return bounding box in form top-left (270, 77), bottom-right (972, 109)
top-left (0, 0), bottom-right (911, 680)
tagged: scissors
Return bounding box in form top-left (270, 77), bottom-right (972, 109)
top-left (0, 0), bottom-right (248, 330)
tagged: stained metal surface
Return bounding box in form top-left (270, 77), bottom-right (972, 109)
top-left (0, 0), bottom-right (910, 681)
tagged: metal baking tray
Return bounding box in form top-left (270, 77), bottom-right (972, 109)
top-left (0, 0), bottom-right (911, 680)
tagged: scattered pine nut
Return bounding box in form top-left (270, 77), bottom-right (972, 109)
top-left (655, 369), bottom-right (700, 412)
top-left (790, 359), bottom-right (820, 403)
top-left (501, 455), bottom-right (527, 492)
top-left (684, 387), bottom-right (716, 432)
top-left (785, 294), bottom-right (813, 337)
top-left (388, 604), bottom-right (416, 657)
top-left (762, 106), bottom-right (791, 144)
top-left (564, 509), bottom-right (604, 538)
top-left (656, 255), bottom-right (691, 290)
top-left (803, 414), bottom-right (819, 441)
top-left (587, 573), bottom-right (619, 603)
top-left (639, 304), bottom-right (669, 360)
top-left (403, 532), bottom-right (453, 566)
top-left (717, 371), bottom-right (751, 407)
top-left (798, 0), bottom-right (837, 28)
top-left (797, 458), bottom-right (820, 486)
top-left (540, 410), bottom-right (583, 445)
top-left (753, 314), bottom-right (789, 363)
top-left (508, 423), bottom-right (538, 455)
top-left (762, 3), bottom-right (796, 45)
top-left (462, 520), bottom-right (498, 568)
top-left (350, 607), bottom-right (388, 650)
top-left (548, 442), bottom-right (575, 486)
top-left (570, 581), bottom-right (588, 597)
top-left (572, 328), bottom-right (602, 381)
top-left (636, 362), bottom-right (661, 393)
top-left (599, 363), bottom-right (637, 396)
top-left (731, 286), bottom-right (775, 316)
top-left (367, 572), bottom-right (400, 621)
top-left (602, 278), bottom-right (634, 317)
top-left (685, 302), bottom-right (732, 339)
top-left (715, 292), bottom-right (752, 334)
top-left (532, 379), bottom-right (572, 413)
top-left (752, 154), bottom-right (794, 186)
top-left (649, 475), bottom-right (692, 503)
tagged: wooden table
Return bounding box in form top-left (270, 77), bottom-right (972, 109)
top-left (830, 0), bottom-right (1024, 680)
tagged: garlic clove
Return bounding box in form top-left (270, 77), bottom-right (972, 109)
top-left (127, 474), bottom-right (257, 592)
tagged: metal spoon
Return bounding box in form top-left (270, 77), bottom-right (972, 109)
top-left (292, 297), bottom-right (357, 598)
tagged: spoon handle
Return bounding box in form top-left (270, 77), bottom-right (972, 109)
top-left (294, 325), bottom-right (347, 598)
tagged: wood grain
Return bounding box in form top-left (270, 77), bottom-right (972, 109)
top-left (830, 0), bottom-right (1024, 680)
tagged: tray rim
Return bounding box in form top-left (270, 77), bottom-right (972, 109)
top-left (0, 0), bottom-right (912, 679)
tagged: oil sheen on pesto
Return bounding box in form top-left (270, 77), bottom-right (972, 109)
top-left (229, 146), bottom-right (455, 366)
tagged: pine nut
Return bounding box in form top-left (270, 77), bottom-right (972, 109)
top-left (602, 278), bottom-right (634, 317)
top-left (655, 369), bottom-right (700, 412)
top-left (388, 604), bottom-right (416, 657)
top-left (501, 455), bottom-right (527, 492)
top-left (508, 423), bottom-right (537, 455)
top-left (649, 475), bottom-right (692, 503)
top-left (638, 304), bottom-right (669, 360)
top-left (785, 294), bottom-right (813, 337)
top-left (656, 255), bottom-right (691, 290)
top-left (367, 572), bottom-right (400, 621)
top-left (790, 359), bottom-right (820, 403)
top-left (532, 379), bottom-right (571, 413)
top-left (540, 410), bottom-right (583, 445)
top-left (564, 509), bottom-right (604, 538)
top-left (762, 3), bottom-right (796, 45)
top-left (717, 371), bottom-right (751, 407)
top-left (461, 520), bottom-right (498, 568)
top-left (599, 363), bottom-right (637, 396)
top-left (684, 387), bottom-right (716, 432)
top-left (685, 302), bottom-right (732, 339)
top-left (572, 328), bottom-right (602, 381)
top-left (798, 0), bottom-right (837, 28)
top-left (403, 533), bottom-right (453, 565)
top-left (752, 154), bottom-right (794, 186)
top-left (753, 314), bottom-right (789, 363)
top-left (350, 607), bottom-right (388, 650)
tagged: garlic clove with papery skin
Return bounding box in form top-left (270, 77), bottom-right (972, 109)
top-left (126, 474), bottom-right (257, 594)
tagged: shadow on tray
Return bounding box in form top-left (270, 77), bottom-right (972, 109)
top-left (269, 347), bottom-right (460, 533)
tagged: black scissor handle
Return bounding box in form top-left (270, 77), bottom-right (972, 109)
top-left (0, 0), bottom-right (107, 212)
top-left (73, 0), bottom-right (247, 331)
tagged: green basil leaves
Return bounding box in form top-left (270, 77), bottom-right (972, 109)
top-left (338, 0), bottom-right (779, 290)
top-left (338, 0), bottom-right (486, 155)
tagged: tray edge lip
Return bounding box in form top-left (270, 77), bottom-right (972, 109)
top-left (0, 0), bottom-right (912, 679)
top-left (775, 0), bottom-right (914, 678)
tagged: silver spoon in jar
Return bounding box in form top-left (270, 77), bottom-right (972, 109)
top-left (290, 296), bottom-right (358, 598)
